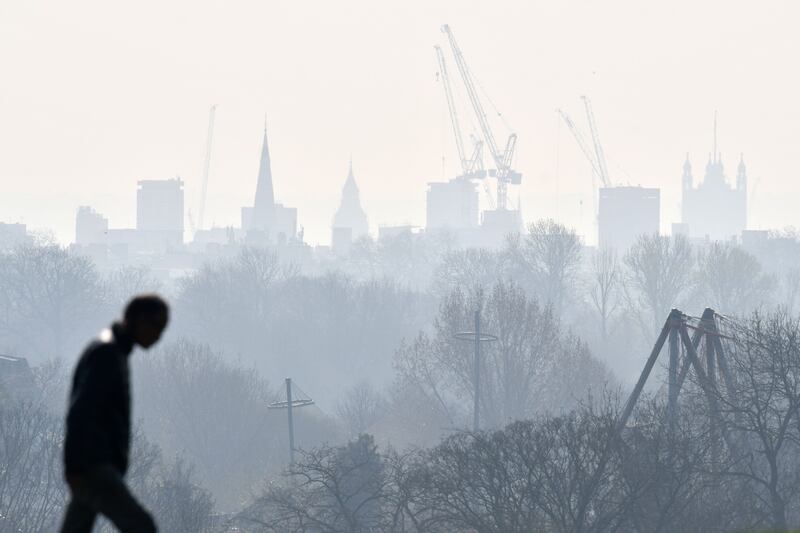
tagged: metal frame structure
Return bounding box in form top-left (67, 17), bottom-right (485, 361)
top-left (434, 46), bottom-right (485, 182)
top-left (440, 24), bottom-right (521, 211)
top-left (575, 307), bottom-right (738, 528)
top-left (614, 307), bottom-right (735, 438)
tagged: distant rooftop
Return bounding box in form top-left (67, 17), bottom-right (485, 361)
top-left (0, 354), bottom-right (37, 404)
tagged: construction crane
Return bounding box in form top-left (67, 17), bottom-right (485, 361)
top-left (581, 96), bottom-right (611, 188)
top-left (198, 104), bottom-right (217, 232)
top-left (558, 97), bottom-right (612, 188)
top-left (435, 46), bottom-right (485, 181)
top-left (441, 24), bottom-right (521, 210)
top-left (558, 109), bottom-right (604, 186)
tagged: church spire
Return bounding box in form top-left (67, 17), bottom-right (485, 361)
top-left (252, 121), bottom-right (275, 230)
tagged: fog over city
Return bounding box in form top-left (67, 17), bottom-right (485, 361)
top-left (5, 1), bottom-right (800, 532)
top-left (3, 1), bottom-right (800, 244)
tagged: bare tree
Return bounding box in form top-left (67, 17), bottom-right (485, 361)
top-left (394, 281), bottom-right (610, 431)
top-left (507, 219), bottom-right (583, 316)
top-left (239, 435), bottom-right (399, 533)
top-left (174, 247), bottom-right (289, 360)
top-left (133, 340), bottom-right (286, 509)
top-left (175, 250), bottom-right (432, 403)
top-left (781, 267), bottom-right (800, 314)
top-left (624, 234), bottom-right (693, 337)
top-left (431, 248), bottom-right (505, 299)
top-left (0, 245), bottom-right (103, 361)
top-left (0, 402), bottom-right (65, 533)
top-left (146, 458), bottom-right (215, 533)
top-left (101, 265), bottom-right (163, 313)
top-left (404, 404), bottom-right (630, 533)
top-left (714, 311), bottom-right (800, 530)
top-left (337, 381), bottom-right (389, 439)
top-left (693, 242), bottom-right (774, 315)
top-left (617, 397), bottom-right (751, 533)
top-left (589, 248), bottom-right (621, 342)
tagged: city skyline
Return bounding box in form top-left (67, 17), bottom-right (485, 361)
top-left (2, 1), bottom-right (799, 245)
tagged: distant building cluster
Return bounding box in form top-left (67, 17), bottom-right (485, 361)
top-left (0, 114), bottom-right (759, 267)
top-left (424, 178), bottom-right (522, 248)
top-left (71, 125), bottom-right (307, 271)
top-left (64, 114), bottom-right (527, 276)
top-left (593, 120), bottom-right (748, 253)
top-left (0, 222), bottom-right (31, 251)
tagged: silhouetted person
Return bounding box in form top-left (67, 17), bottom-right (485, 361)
top-left (60, 294), bottom-right (169, 533)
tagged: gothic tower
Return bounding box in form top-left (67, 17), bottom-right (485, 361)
top-left (332, 160), bottom-right (369, 240)
top-left (737, 153), bottom-right (747, 193)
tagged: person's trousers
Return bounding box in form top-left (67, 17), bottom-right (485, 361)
top-left (59, 464), bottom-right (157, 533)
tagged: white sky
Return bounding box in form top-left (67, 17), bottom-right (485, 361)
top-left (2, 0), bottom-right (799, 246)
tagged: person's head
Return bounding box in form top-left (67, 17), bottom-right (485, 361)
top-left (122, 294), bottom-right (169, 349)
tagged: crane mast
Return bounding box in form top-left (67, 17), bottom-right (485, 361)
top-left (198, 104), bottom-right (217, 231)
top-left (558, 108), bottom-right (604, 184)
top-left (441, 24), bottom-right (520, 210)
top-left (435, 46), bottom-right (484, 180)
top-left (581, 96), bottom-right (611, 188)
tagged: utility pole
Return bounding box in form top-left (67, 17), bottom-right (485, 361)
top-left (473, 311), bottom-right (481, 432)
top-left (286, 378), bottom-right (295, 463)
top-left (268, 377), bottom-right (314, 463)
top-left (455, 310), bottom-right (497, 432)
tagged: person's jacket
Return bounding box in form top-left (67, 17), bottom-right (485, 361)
top-left (64, 322), bottom-right (133, 476)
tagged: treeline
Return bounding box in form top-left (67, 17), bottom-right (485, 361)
top-left (319, 221), bottom-right (794, 379)
top-left (4, 222), bottom-right (800, 530)
top-left (233, 311), bottom-right (800, 532)
top-left (1, 222), bottom-right (796, 388)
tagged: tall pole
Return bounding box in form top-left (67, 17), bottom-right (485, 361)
top-left (198, 104), bottom-right (216, 232)
top-left (473, 310), bottom-right (481, 432)
top-left (268, 378), bottom-right (313, 465)
top-left (286, 377), bottom-right (295, 463)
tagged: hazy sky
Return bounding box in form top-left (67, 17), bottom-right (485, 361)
top-left (2, 0), bottom-right (799, 246)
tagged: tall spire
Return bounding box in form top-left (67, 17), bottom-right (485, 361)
top-left (252, 122), bottom-right (275, 230)
top-left (713, 110), bottom-right (718, 163)
top-left (737, 152), bottom-right (747, 192)
top-left (682, 153), bottom-right (693, 191)
top-left (344, 157), bottom-right (357, 192)
top-left (333, 159), bottom-right (368, 238)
